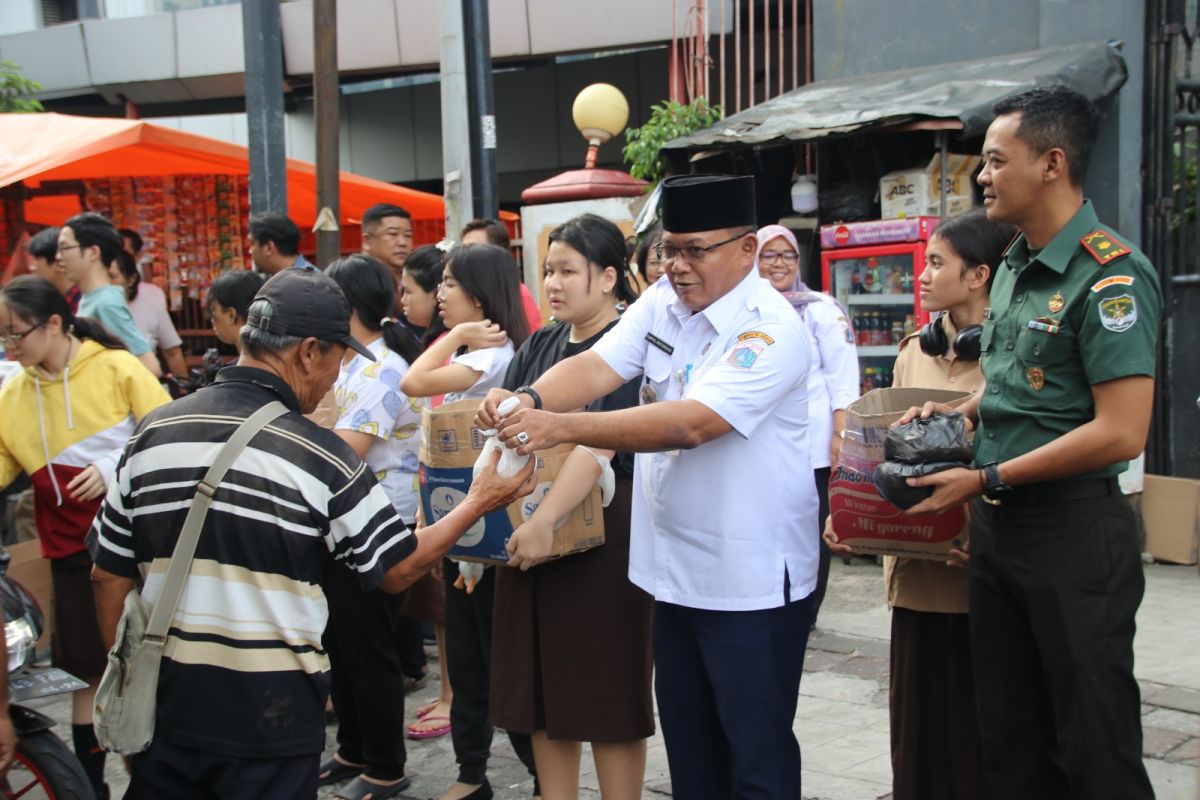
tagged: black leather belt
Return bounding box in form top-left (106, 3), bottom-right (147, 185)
top-left (985, 477), bottom-right (1120, 506)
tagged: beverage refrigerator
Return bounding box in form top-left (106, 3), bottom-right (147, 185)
top-left (819, 217), bottom-right (941, 394)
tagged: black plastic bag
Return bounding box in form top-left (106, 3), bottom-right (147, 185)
top-left (884, 412), bottom-right (972, 465)
top-left (873, 461), bottom-right (966, 511)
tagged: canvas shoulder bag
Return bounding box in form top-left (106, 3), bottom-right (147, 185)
top-left (93, 401), bottom-right (288, 755)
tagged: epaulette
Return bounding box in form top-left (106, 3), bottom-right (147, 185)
top-left (1080, 229), bottom-right (1131, 266)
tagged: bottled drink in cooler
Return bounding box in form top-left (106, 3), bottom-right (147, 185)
top-left (891, 316), bottom-right (904, 345)
top-left (904, 313), bottom-right (916, 337)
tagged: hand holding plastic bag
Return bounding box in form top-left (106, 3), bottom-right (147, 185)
top-left (884, 412), bottom-right (972, 464)
top-left (472, 396), bottom-right (531, 479)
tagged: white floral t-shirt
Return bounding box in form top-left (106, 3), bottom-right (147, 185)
top-left (334, 338), bottom-right (426, 523)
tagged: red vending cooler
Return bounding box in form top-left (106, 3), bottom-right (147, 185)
top-left (819, 217), bottom-right (941, 393)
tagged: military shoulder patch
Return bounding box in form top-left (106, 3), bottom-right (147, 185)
top-left (1080, 230), bottom-right (1131, 266)
top-left (1090, 275), bottom-right (1135, 293)
top-left (1097, 294), bottom-right (1137, 333)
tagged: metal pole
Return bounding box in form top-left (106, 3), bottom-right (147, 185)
top-left (748, 0), bottom-right (755, 107)
top-left (719, 0), bottom-right (725, 111)
top-left (734, 0), bottom-right (741, 112)
top-left (242, 0), bottom-right (287, 214)
top-left (462, 0), bottom-right (498, 220)
top-left (938, 131), bottom-right (948, 218)
top-left (313, 0), bottom-right (340, 267)
top-left (792, 0), bottom-right (798, 89)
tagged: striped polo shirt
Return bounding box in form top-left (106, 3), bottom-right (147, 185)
top-left (89, 367), bottom-right (416, 758)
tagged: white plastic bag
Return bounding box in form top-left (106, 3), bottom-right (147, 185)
top-left (472, 396), bottom-right (530, 479)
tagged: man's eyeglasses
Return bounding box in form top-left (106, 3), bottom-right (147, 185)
top-left (1, 322), bottom-right (45, 346)
top-left (57, 244), bottom-right (81, 256)
top-left (758, 251), bottom-right (799, 265)
top-left (654, 231), bottom-right (749, 264)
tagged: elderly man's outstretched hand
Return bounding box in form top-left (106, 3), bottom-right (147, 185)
top-left (466, 445), bottom-right (538, 511)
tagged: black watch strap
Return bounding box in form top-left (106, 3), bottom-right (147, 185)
top-left (515, 385), bottom-right (542, 410)
top-left (982, 461), bottom-right (1011, 496)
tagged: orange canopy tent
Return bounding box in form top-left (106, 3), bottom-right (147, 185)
top-left (0, 112), bottom-right (456, 226)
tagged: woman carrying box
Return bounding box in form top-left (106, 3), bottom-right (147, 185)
top-left (484, 214), bottom-right (653, 800)
top-left (826, 209), bottom-right (1014, 800)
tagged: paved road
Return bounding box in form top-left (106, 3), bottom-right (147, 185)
top-left (29, 560), bottom-right (1195, 799)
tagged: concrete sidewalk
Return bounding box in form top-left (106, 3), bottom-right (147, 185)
top-left (60, 560), bottom-right (1199, 798)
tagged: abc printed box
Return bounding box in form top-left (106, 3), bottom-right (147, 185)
top-left (418, 400), bottom-right (605, 565)
top-left (879, 154), bottom-right (980, 220)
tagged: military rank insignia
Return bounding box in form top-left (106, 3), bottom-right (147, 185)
top-left (1098, 294), bottom-right (1137, 333)
top-left (1027, 367), bottom-right (1045, 391)
top-left (1080, 230), bottom-right (1131, 265)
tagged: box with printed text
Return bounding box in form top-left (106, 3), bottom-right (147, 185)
top-left (418, 400), bottom-right (605, 565)
top-left (829, 388), bottom-right (973, 560)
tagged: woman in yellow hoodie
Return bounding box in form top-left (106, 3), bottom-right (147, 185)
top-left (0, 275), bottom-right (169, 799)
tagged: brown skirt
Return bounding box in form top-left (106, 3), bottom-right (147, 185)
top-left (401, 560), bottom-right (445, 624)
top-left (489, 475), bottom-right (654, 742)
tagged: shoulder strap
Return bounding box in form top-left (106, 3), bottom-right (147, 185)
top-left (144, 401), bottom-right (289, 640)
top-left (1080, 229), bottom-right (1131, 266)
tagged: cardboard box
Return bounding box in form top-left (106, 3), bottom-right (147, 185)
top-left (419, 400), bottom-right (604, 564)
top-left (829, 388), bottom-right (973, 560)
top-left (879, 154), bottom-right (980, 220)
top-left (1142, 474), bottom-right (1200, 565)
top-left (4, 540), bottom-right (53, 652)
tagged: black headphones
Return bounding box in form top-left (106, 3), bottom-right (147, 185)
top-left (918, 313), bottom-right (983, 361)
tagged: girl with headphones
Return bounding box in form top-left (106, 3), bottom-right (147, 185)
top-left (828, 208), bottom-right (1015, 800)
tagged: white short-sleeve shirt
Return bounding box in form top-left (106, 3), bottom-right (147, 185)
top-left (443, 341), bottom-right (515, 404)
top-left (333, 338), bottom-right (427, 523)
top-left (128, 283), bottom-right (183, 352)
top-left (592, 269), bottom-right (818, 611)
top-left (787, 292), bottom-right (860, 468)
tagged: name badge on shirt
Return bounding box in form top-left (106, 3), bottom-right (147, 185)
top-left (645, 333), bottom-right (674, 355)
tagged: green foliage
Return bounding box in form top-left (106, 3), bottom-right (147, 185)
top-left (0, 60), bottom-right (44, 113)
top-left (623, 98), bottom-right (723, 184)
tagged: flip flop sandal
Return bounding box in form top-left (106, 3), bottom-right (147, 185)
top-left (415, 701), bottom-right (439, 719)
top-left (406, 714), bottom-right (451, 740)
top-left (333, 774), bottom-right (412, 800)
top-left (317, 756), bottom-right (364, 786)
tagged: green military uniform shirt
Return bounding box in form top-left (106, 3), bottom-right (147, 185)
top-left (974, 200), bottom-right (1161, 479)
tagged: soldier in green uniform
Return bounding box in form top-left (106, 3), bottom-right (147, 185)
top-left (900, 86), bottom-right (1159, 799)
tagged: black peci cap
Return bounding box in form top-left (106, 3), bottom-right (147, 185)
top-left (660, 174), bottom-right (757, 234)
top-left (247, 266), bottom-right (376, 360)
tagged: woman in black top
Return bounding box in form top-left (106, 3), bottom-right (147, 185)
top-left (488, 214), bottom-right (653, 800)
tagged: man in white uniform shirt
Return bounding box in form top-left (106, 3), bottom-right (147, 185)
top-left (477, 174), bottom-right (818, 799)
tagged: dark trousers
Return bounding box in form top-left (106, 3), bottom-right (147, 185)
top-left (323, 561), bottom-right (408, 781)
top-left (889, 607), bottom-right (983, 800)
top-left (653, 593), bottom-right (814, 800)
top-left (396, 614), bottom-right (428, 681)
top-left (126, 739), bottom-right (318, 799)
top-left (811, 467), bottom-right (832, 624)
top-left (443, 560), bottom-right (536, 785)
top-left (969, 490), bottom-right (1153, 800)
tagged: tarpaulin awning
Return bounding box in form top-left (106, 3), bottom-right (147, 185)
top-left (0, 112), bottom-right (515, 225)
top-left (664, 42), bottom-right (1128, 154)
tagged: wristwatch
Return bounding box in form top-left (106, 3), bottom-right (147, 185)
top-left (514, 385), bottom-right (542, 410)
top-left (980, 461), bottom-right (1012, 503)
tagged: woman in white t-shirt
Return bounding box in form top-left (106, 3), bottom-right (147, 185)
top-left (399, 243), bottom-right (536, 800)
top-left (400, 243), bottom-right (529, 404)
top-left (108, 250), bottom-right (188, 378)
top-left (319, 254), bottom-right (427, 798)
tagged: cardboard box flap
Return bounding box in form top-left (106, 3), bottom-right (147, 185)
top-left (420, 399), bottom-right (490, 469)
